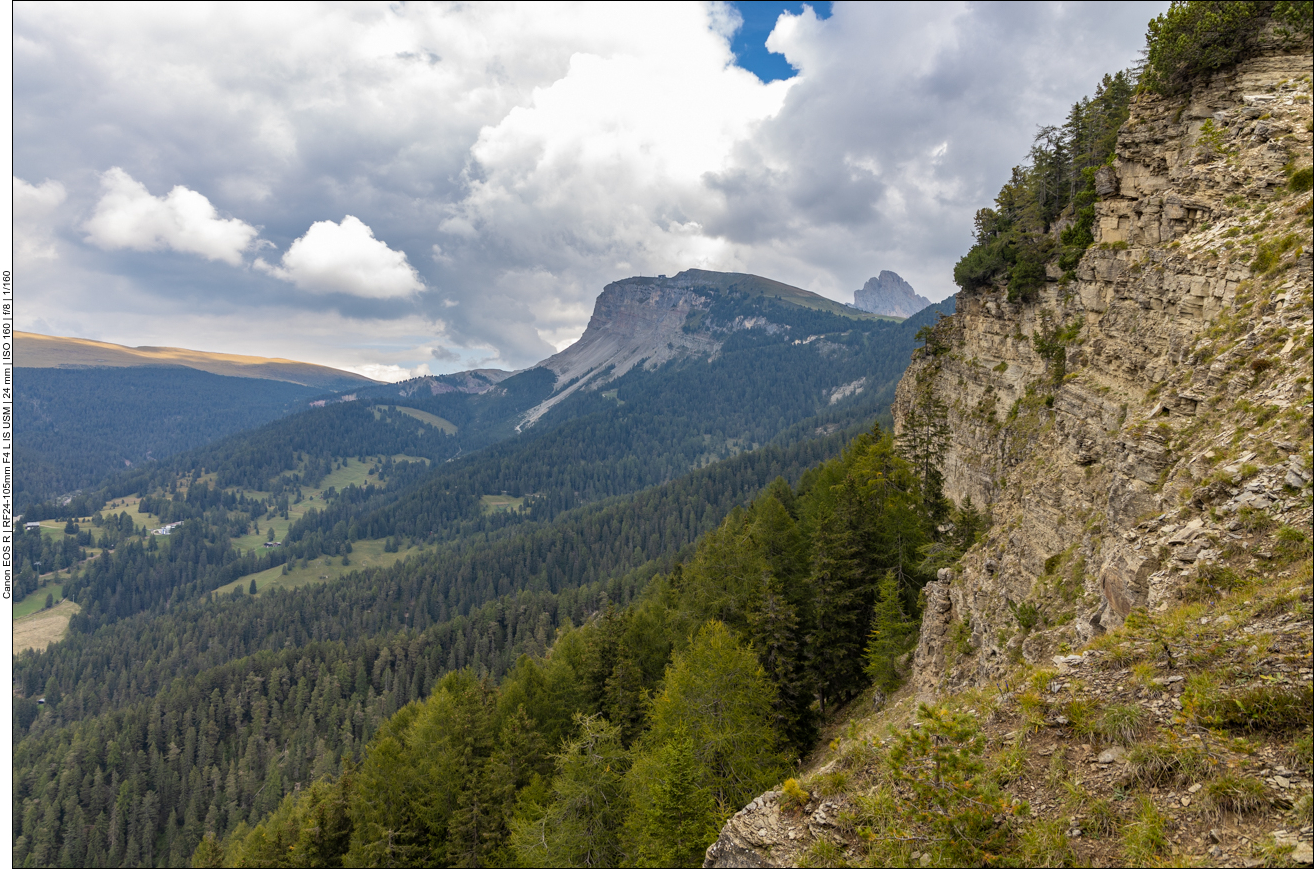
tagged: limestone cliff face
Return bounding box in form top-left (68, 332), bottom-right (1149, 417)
top-left (520, 276), bottom-right (720, 426)
top-left (897, 48), bottom-right (1314, 697)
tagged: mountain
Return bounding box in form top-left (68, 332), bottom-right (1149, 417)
top-left (852, 270), bottom-right (932, 318)
top-left (522, 268), bottom-right (890, 427)
top-left (14, 335), bottom-right (377, 507)
top-left (17, 331), bottom-right (377, 391)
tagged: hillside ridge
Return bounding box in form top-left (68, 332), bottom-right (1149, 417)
top-left (17, 331), bottom-right (378, 391)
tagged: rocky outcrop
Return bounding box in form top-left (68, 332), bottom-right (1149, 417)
top-left (852, 271), bottom-right (932, 318)
top-left (706, 41), bottom-right (1313, 869)
top-left (897, 47), bottom-right (1313, 698)
top-left (702, 791), bottom-right (850, 868)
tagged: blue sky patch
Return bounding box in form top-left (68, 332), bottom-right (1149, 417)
top-left (728, 1), bottom-right (832, 82)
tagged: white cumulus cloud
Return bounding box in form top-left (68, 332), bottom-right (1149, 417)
top-left (14, 176), bottom-right (67, 260)
top-left (343, 362), bottom-right (432, 383)
top-left (257, 215), bottom-right (423, 299)
top-left (83, 167), bottom-right (259, 265)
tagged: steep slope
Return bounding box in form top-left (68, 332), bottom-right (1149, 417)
top-left (853, 270), bottom-right (931, 318)
top-left (902, 46), bottom-right (1313, 697)
top-left (18, 331), bottom-right (377, 391)
top-left (704, 28), bottom-right (1312, 869)
top-left (520, 269), bottom-right (886, 427)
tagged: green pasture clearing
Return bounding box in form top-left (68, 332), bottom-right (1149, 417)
top-left (200, 454), bottom-right (431, 552)
top-left (13, 581), bottom-right (65, 620)
top-left (14, 600), bottom-right (80, 655)
top-left (212, 538), bottom-right (424, 598)
top-left (376, 406), bottom-right (457, 434)
top-left (481, 494), bottom-right (526, 513)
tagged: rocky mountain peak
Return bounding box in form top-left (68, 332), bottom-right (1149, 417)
top-left (518, 269), bottom-right (868, 428)
top-left (852, 270), bottom-right (931, 318)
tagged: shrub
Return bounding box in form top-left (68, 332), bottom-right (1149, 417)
top-left (948, 617), bottom-right (974, 660)
top-left (886, 705), bottom-right (1018, 865)
top-left (781, 777), bottom-right (810, 810)
top-left (1010, 600), bottom-right (1042, 632)
top-left (1290, 165), bottom-right (1314, 192)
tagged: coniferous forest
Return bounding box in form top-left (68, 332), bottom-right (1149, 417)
top-left (13, 287), bottom-right (961, 867)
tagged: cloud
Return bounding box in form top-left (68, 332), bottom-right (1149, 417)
top-left (257, 216), bottom-right (423, 299)
top-left (83, 168), bottom-right (259, 265)
top-left (16, 2), bottom-right (1168, 374)
top-left (343, 361), bottom-right (432, 383)
top-left (430, 345), bottom-right (460, 362)
top-left (13, 176), bottom-right (66, 260)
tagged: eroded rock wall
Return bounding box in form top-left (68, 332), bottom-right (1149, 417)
top-left (898, 48), bottom-right (1314, 698)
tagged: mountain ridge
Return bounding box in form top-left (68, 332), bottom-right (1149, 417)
top-left (520, 268), bottom-right (893, 428)
top-left (17, 331), bottom-right (378, 391)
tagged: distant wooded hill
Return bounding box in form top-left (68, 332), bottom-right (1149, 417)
top-left (17, 332), bottom-right (377, 391)
top-left (15, 367), bottom-right (328, 508)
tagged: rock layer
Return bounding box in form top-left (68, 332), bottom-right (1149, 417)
top-left (895, 47), bottom-right (1313, 697)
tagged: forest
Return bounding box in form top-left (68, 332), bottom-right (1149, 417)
top-left (12, 294), bottom-right (952, 868)
top-left (14, 367), bottom-right (327, 509)
top-left (193, 428), bottom-right (986, 868)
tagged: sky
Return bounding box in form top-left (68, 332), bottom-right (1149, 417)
top-left (14, 1), bottom-right (1167, 381)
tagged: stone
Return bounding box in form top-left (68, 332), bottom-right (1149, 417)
top-left (1098, 746), bottom-right (1128, 764)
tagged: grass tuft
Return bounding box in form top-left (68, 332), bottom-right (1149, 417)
top-left (1196, 683), bottom-right (1313, 734)
top-left (1017, 818), bottom-right (1076, 868)
top-left (1098, 702), bottom-right (1147, 745)
top-left (1201, 774), bottom-right (1270, 819)
top-left (1125, 740), bottom-right (1212, 787)
top-left (1120, 796), bottom-right (1168, 866)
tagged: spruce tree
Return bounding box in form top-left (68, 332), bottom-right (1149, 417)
top-left (864, 573), bottom-right (916, 692)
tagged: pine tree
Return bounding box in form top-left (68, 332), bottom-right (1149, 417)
top-left (509, 713), bottom-right (629, 868)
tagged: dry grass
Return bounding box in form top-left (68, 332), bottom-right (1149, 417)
top-left (13, 600), bottom-right (81, 655)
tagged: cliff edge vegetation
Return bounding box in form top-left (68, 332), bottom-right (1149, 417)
top-left (706, 5), bottom-right (1313, 868)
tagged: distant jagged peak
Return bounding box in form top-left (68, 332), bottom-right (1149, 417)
top-left (853, 270), bottom-right (932, 319)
